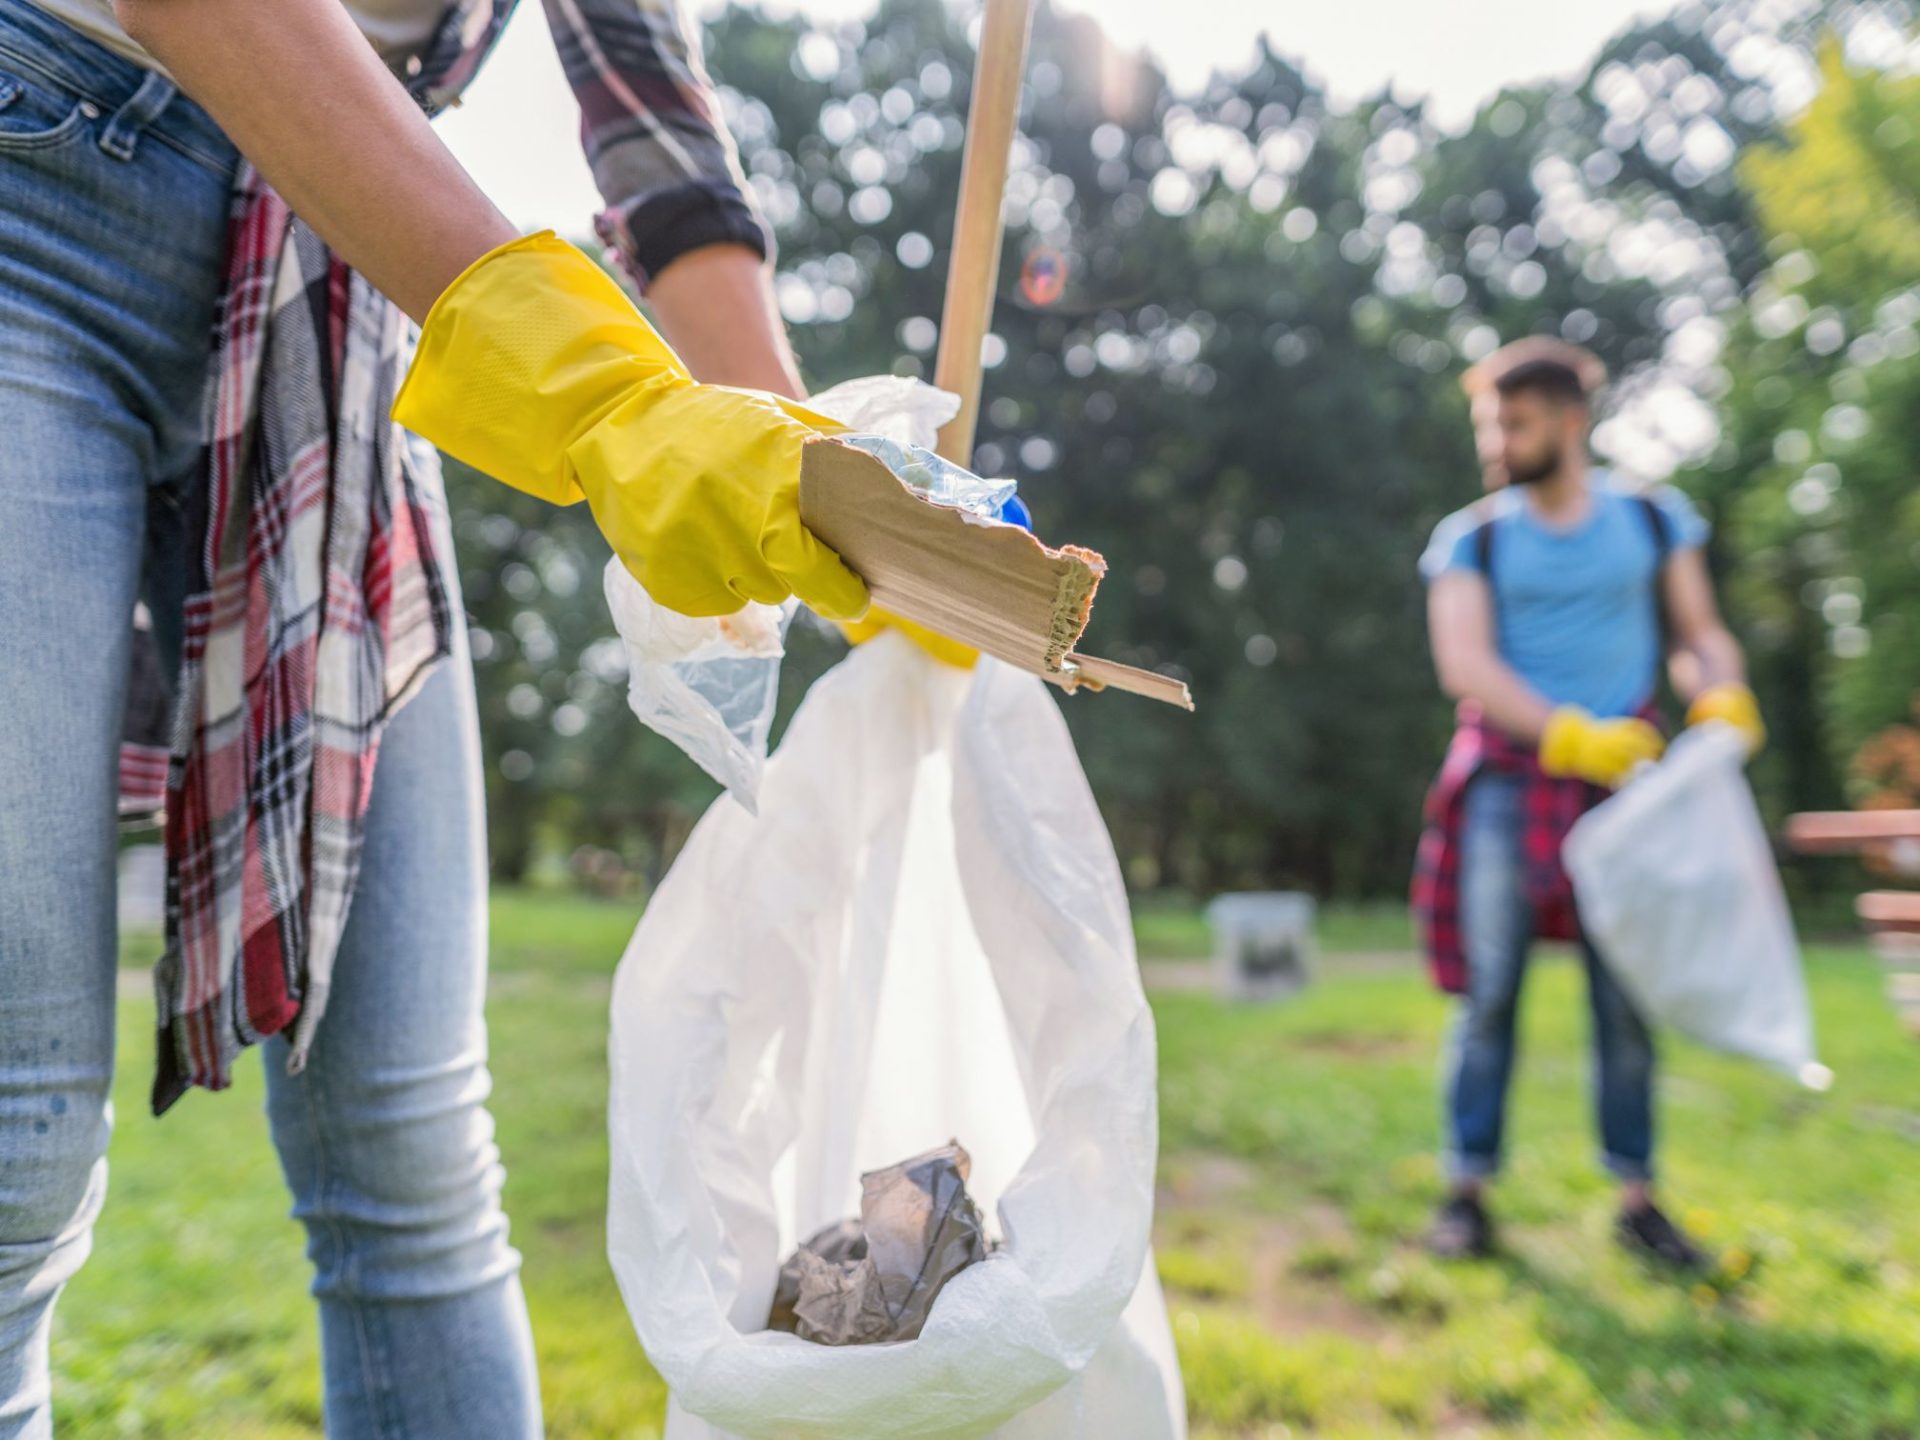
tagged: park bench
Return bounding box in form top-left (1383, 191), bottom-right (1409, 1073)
top-left (1784, 809), bottom-right (1920, 1035)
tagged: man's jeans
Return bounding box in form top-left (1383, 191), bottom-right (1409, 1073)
top-left (0, 1), bottom-right (541, 1433)
top-left (1442, 770), bottom-right (1657, 1184)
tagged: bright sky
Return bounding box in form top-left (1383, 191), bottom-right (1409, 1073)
top-left (440, 0), bottom-right (1682, 233)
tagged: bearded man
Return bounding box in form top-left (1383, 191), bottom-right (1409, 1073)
top-left (1412, 338), bottom-right (1765, 1266)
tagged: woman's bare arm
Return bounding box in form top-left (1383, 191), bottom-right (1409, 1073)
top-left (117, 0), bottom-right (517, 322)
top-left (645, 244), bottom-right (804, 398)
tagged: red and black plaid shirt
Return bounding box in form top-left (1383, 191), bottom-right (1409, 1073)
top-left (1410, 705), bottom-right (1611, 995)
top-left (126, 0), bottom-right (772, 1112)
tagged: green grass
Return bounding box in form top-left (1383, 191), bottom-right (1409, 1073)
top-left (76, 902), bottom-right (665, 1440)
top-left (64, 894), bottom-right (1920, 1437)
top-left (1156, 946), bottom-right (1920, 1439)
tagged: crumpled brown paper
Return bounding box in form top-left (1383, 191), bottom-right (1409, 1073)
top-left (767, 1141), bottom-right (990, 1346)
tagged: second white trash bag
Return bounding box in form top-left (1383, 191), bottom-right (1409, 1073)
top-left (1563, 722), bottom-right (1828, 1086)
top-left (606, 632), bottom-right (1186, 1440)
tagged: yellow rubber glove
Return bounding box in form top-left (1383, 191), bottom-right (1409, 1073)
top-left (1687, 682), bottom-right (1766, 756)
top-left (1539, 707), bottom-right (1666, 787)
top-left (393, 231), bottom-right (869, 621)
top-left (839, 608), bottom-right (980, 668)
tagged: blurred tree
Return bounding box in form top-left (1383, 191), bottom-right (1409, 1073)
top-left (1682, 41), bottom-right (1920, 820)
top-left (447, 0), bottom-right (1918, 899)
top-left (709, 0), bottom-right (1756, 894)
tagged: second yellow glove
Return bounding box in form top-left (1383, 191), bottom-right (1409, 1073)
top-left (393, 231), bottom-right (869, 622)
top-left (1539, 707), bottom-right (1666, 788)
top-left (839, 608), bottom-right (981, 668)
top-left (1687, 683), bottom-right (1766, 757)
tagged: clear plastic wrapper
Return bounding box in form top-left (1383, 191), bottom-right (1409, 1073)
top-left (601, 565), bottom-right (793, 813)
top-left (839, 435), bottom-right (1016, 522)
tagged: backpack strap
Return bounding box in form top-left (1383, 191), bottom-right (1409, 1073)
top-left (1473, 511), bottom-right (1496, 580)
top-left (1466, 491), bottom-right (1510, 584)
top-left (1637, 493), bottom-right (1674, 646)
top-left (1637, 493), bottom-right (1672, 566)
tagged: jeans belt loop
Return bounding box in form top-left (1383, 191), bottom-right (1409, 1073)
top-left (97, 67), bottom-right (174, 162)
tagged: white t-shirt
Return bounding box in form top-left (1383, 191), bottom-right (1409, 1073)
top-left (34, 0), bottom-right (444, 76)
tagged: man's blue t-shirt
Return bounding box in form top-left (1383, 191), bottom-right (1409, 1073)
top-left (1421, 473), bottom-right (1709, 718)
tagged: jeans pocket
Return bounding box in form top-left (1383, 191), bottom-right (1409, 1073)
top-left (0, 60), bottom-right (93, 152)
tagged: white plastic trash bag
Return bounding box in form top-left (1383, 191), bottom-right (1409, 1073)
top-left (606, 632), bottom-right (1185, 1440)
top-left (1563, 722), bottom-right (1829, 1087)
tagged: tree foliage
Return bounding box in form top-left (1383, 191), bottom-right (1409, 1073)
top-left (1685, 37), bottom-right (1920, 819)
top-left (448, 0), bottom-right (1920, 897)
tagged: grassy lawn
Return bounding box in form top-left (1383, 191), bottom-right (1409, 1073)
top-left (57, 893), bottom-right (1920, 1437)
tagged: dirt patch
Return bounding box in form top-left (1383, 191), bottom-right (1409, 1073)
top-left (1141, 951), bottom-right (1421, 994)
top-left (1141, 959), bottom-right (1212, 993)
top-left (1857, 1104), bottom-right (1920, 1142)
top-left (1319, 949), bottom-right (1423, 974)
top-left (1287, 1030), bottom-right (1422, 1060)
top-left (1247, 1211), bottom-right (1394, 1345)
top-left (1158, 1152), bottom-right (1259, 1208)
top-left (1156, 1166), bottom-right (1393, 1345)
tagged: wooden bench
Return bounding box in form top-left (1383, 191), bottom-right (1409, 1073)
top-left (1784, 810), bottom-right (1920, 1034)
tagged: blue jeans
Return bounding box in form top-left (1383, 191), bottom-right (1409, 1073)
top-left (0, 2), bottom-right (542, 1434)
top-left (1443, 771), bottom-right (1657, 1184)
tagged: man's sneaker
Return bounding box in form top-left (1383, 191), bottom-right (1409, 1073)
top-left (1428, 1192), bottom-right (1495, 1258)
top-left (1616, 1202), bottom-right (1708, 1272)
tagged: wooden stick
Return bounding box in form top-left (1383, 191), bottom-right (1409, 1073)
top-left (917, 0), bottom-right (1195, 712)
top-left (1060, 653), bottom-right (1195, 710)
top-left (933, 0), bottom-right (1036, 465)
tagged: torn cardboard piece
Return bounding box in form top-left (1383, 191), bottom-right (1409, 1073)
top-left (799, 438), bottom-right (1195, 710)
